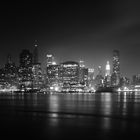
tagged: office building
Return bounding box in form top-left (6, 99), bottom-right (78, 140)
top-left (59, 61), bottom-right (79, 91)
top-left (111, 50), bottom-right (120, 86)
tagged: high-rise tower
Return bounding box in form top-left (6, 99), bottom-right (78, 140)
top-left (46, 54), bottom-right (54, 67)
top-left (105, 61), bottom-right (111, 76)
top-left (19, 49), bottom-right (33, 89)
top-left (19, 49), bottom-right (32, 67)
top-left (113, 50), bottom-right (120, 75)
top-left (32, 41), bottom-right (44, 89)
top-left (111, 50), bottom-right (120, 86)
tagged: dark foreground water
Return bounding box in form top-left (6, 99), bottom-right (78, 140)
top-left (0, 92), bottom-right (140, 140)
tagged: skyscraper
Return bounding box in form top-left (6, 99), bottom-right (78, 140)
top-left (19, 49), bottom-right (32, 67)
top-left (18, 49), bottom-right (33, 89)
top-left (5, 54), bottom-right (18, 86)
top-left (59, 61), bottom-right (79, 91)
top-left (32, 42), bottom-right (44, 89)
top-left (94, 66), bottom-right (104, 88)
top-left (104, 61), bottom-right (111, 87)
top-left (111, 50), bottom-right (120, 86)
top-left (105, 61), bottom-right (111, 76)
top-left (46, 54), bottom-right (54, 67)
top-left (79, 60), bottom-right (88, 87)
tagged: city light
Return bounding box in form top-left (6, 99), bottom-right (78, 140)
top-left (0, 47), bottom-right (139, 94)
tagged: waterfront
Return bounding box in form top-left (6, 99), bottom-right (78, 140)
top-left (0, 92), bottom-right (140, 139)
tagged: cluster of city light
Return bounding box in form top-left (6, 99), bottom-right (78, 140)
top-left (117, 86), bottom-right (140, 92)
top-left (0, 86), bottom-right (18, 93)
top-left (1, 47), bottom-right (140, 94)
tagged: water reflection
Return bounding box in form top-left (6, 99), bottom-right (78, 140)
top-left (100, 92), bottom-right (112, 116)
top-left (1, 92), bottom-right (140, 136)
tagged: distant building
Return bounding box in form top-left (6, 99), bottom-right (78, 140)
top-left (4, 54), bottom-right (18, 87)
top-left (0, 68), bottom-right (7, 88)
top-left (46, 64), bottom-right (59, 90)
top-left (132, 74), bottom-right (140, 85)
top-left (19, 49), bottom-right (32, 68)
top-left (46, 54), bottom-right (54, 67)
top-left (104, 61), bottom-right (111, 87)
top-left (79, 67), bottom-right (88, 88)
top-left (88, 68), bottom-right (94, 88)
top-left (59, 61), bottom-right (79, 91)
top-left (111, 50), bottom-right (120, 87)
top-left (95, 66), bottom-right (104, 88)
top-left (18, 49), bottom-right (33, 89)
top-left (79, 60), bottom-right (88, 87)
top-left (32, 42), bottom-right (44, 89)
top-left (105, 61), bottom-right (111, 76)
top-left (120, 76), bottom-right (130, 87)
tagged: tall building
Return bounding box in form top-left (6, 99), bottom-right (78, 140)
top-left (105, 61), bottom-right (111, 76)
top-left (19, 49), bottom-right (32, 67)
top-left (79, 60), bottom-right (85, 68)
top-left (46, 64), bottom-right (59, 90)
top-left (46, 54), bottom-right (54, 67)
top-left (88, 68), bottom-right (94, 87)
top-left (104, 61), bottom-right (111, 87)
top-left (0, 68), bottom-right (7, 89)
top-left (79, 60), bottom-right (88, 87)
top-left (132, 74), bottom-right (140, 86)
top-left (111, 50), bottom-right (120, 86)
top-left (59, 61), bottom-right (79, 91)
top-left (4, 54), bottom-right (18, 87)
top-left (18, 49), bottom-right (33, 89)
top-left (32, 43), bottom-right (44, 89)
top-left (95, 66), bottom-right (104, 88)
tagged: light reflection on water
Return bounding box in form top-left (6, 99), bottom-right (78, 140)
top-left (1, 92), bottom-right (140, 133)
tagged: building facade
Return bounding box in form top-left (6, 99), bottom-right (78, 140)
top-left (59, 61), bottom-right (80, 92)
top-left (111, 50), bottom-right (120, 87)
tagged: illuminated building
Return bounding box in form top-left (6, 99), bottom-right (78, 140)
top-left (120, 76), bottom-right (130, 87)
top-left (88, 68), bottom-right (94, 88)
top-left (104, 61), bottom-right (111, 87)
top-left (46, 64), bottom-right (59, 91)
top-left (105, 61), bottom-right (110, 76)
top-left (32, 42), bottom-right (44, 89)
top-left (88, 68), bottom-right (94, 80)
top-left (18, 49), bottom-right (33, 90)
top-left (132, 74), bottom-right (140, 86)
top-left (4, 54), bottom-right (18, 87)
top-left (46, 53), bottom-right (58, 90)
top-left (20, 49), bottom-right (32, 67)
top-left (79, 67), bottom-right (88, 89)
top-left (79, 60), bottom-right (85, 68)
top-left (0, 68), bottom-right (7, 89)
top-left (46, 54), bottom-right (54, 67)
top-left (79, 60), bottom-right (88, 87)
top-left (59, 61), bottom-right (79, 91)
top-left (0, 55), bottom-right (18, 89)
top-left (111, 50), bottom-right (120, 86)
top-left (95, 66), bottom-right (104, 88)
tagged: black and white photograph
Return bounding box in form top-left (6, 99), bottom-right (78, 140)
top-left (0, 1), bottom-right (140, 139)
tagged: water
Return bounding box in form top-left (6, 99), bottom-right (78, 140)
top-left (0, 92), bottom-right (140, 139)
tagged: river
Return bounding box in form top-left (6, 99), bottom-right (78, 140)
top-left (0, 92), bottom-right (140, 139)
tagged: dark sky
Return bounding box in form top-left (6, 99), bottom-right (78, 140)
top-left (0, 1), bottom-right (140, 78)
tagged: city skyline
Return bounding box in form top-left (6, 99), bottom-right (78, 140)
top-left (0, 2), bottom-right (140, 78)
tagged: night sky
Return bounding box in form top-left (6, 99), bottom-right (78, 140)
top-left (0, 1), bottom-right (140, 78)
